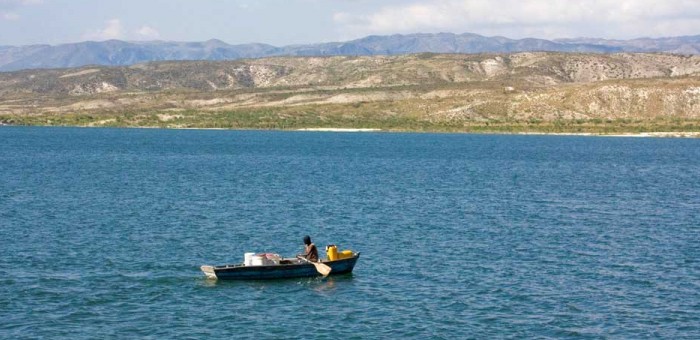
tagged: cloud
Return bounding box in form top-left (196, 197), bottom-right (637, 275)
top-left (135, 25), bottom-right (161, 40)
top-left (2, 12), bottom-right (19, 20)
top-left (333, 0), bottom-right (700, 39)
top-left (83, 19), bottom-right (124, 41)
top-left (0, 0), bottom-right (42, 21)
top-left (0, 0), bottom-right (42, 8)
top-left (83, 19), bottom-right (164, 41)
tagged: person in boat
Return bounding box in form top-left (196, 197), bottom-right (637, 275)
top-left (300, 235), bottom-right (319, 262)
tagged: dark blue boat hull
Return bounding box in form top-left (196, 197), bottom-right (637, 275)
top-left (208, 254), bottom-right (360, 280)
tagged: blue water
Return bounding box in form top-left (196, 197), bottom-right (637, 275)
top-left (1, 127), bottom-right (699, 338)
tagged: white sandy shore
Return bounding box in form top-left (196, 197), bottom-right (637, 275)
top-left (604, 132), bottom-right (700, 138)
top-left (517, 132), bottom-right (700, 138)
top-left (296, 128), bottom-right (381, 132)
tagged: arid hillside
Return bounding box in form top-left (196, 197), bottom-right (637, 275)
top-left (1, 52), bottom-right (699, 133)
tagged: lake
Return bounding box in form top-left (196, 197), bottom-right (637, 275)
top-left (1, 127), bottom-right (698, 338)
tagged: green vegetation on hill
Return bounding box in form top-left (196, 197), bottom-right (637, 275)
top-left (3, 105), bottom-right (699, 134)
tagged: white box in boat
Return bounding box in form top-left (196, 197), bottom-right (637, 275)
top-left (244, 252), bottom-right (256, 266)
top-left (251, 254), bottom-right (275, 266)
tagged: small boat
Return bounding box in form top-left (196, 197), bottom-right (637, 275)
top-left (200, 252), bottom-right (360, 280)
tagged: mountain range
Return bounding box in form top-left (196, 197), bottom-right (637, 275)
top-left (1, 32), bottom-right (699, 72)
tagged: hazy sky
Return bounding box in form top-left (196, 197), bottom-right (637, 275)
top-left (1, 0), bottom-right (699, 46)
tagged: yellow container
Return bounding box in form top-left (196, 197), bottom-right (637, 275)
top-left (326, 245), bottom-right (338, 261)
top-left (338, 250), bottom-right (353, 260)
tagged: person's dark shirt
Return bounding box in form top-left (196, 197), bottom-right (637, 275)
top-left (304, 243), bottom-right (319, 262)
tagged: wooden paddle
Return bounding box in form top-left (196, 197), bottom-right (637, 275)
top-left (297, 256), bottom-right (331, 277)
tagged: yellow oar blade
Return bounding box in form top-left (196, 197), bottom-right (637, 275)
top-left (297, 255), bottom-right (332, 277)
top-left (314, 262), bottom-right (332, 277)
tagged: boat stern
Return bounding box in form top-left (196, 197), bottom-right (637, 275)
top-left (200, 265), bottom-right (217, 279)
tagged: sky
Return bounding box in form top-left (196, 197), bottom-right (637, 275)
top-left (1, 0), bottom-right (699, 46)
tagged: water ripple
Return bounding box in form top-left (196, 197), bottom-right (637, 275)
top-left (1, 128), bottom-right (699, 338)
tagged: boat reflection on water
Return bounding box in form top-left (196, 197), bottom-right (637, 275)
top-left (197, 269), bottom-right (356, 291)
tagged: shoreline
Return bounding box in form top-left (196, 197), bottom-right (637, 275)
top-left (296, 128), bottom-right (382, 132)
top-left (3, 124), bottom-right (700, 138)
top-left (514, 131), bottom-right (700, 138)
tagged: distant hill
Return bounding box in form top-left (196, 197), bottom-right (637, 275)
top-left (1, 33), bottom-right (700, 72)
top-left (1, 52), bottom-right (699, 130)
